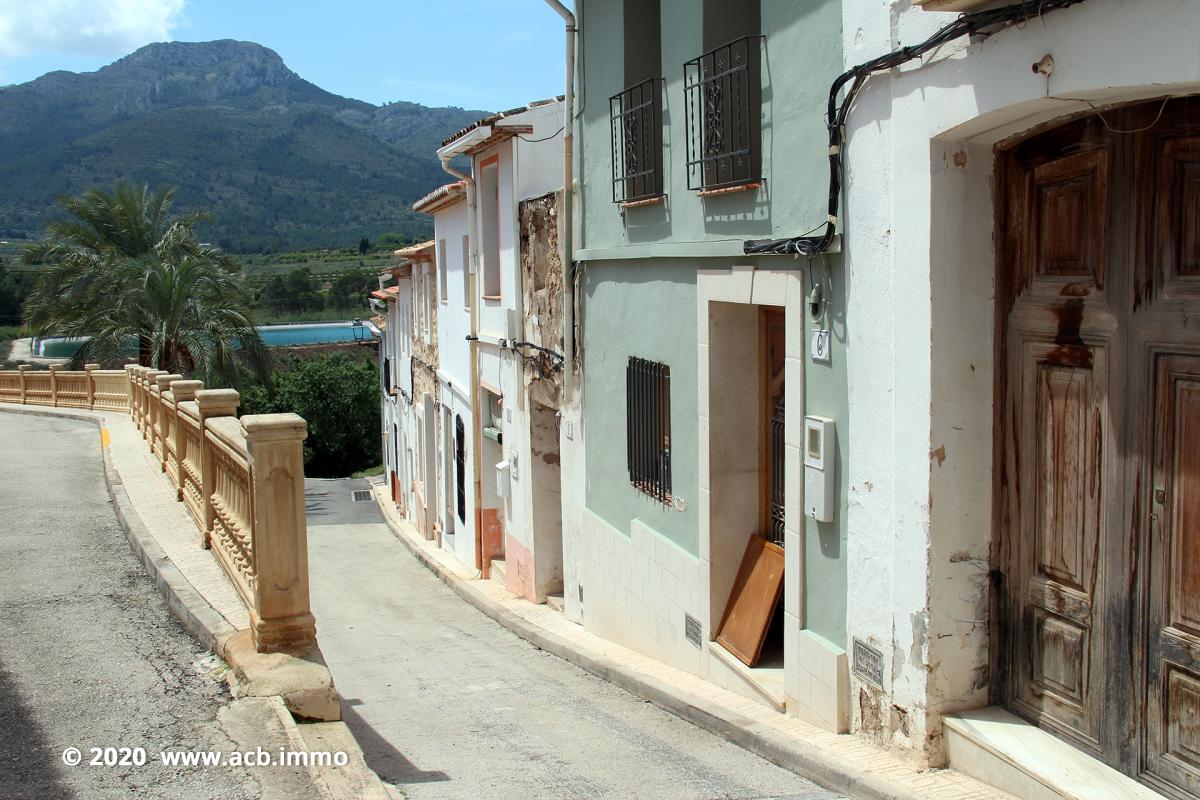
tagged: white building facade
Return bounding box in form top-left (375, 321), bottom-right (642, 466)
top-left (839, 1), bottom-right (1200, 797)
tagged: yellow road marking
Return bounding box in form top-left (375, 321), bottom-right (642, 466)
top-left (100, 427), bottom-right (111, 448)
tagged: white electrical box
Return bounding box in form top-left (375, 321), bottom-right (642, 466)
top-left (495, 460), bottom-right (510, 499)
top-left (803, 415), bottom-right (836, 522)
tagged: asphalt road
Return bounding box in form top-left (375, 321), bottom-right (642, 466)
top-left (0, 412), bottom-right (320, 800)
top-left (308, 478), bottom-right (846, 800)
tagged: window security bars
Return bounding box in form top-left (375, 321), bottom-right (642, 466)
top-left (610, 78), bottom-right (665, 203)
top-left (626, 357), bottom-right (671, 502)
top-left (684, 36), bottom-right (763, 191)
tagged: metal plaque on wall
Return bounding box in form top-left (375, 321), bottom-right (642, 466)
top-left (852, 637), bottom-right (883, 687)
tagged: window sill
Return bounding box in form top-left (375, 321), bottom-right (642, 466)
top-left (482, 295), bottom-right (502, 302)
top-left (697, 181), bottom-right (762, 198)
top-left (619, 194), bottom-right (666, 209)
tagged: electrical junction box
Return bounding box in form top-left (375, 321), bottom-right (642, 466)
top-left (803, 415), bottom-right (836, 522)
top-left (495, 460), bottom-right (510, 499)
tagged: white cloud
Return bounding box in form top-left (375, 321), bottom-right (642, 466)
top-left (0, 0), bottom-right (185, 61)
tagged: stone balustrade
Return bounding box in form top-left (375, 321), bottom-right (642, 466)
top-left (0, 364), bottom-right (132, 410)
top-left (0, 364), bottom-right (316, 654)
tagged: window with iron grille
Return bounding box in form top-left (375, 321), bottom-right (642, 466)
top-left (683, 35), bottom-right (763, 191)
top-left (610, 79), bottom-right (664, 203)
top-left (626, 357), bottom-right (671, 502)
top-left (455, 415), bottom-right (466, 524)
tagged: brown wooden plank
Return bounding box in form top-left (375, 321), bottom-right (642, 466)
top-left (715, 535), bottom-right (785, 667)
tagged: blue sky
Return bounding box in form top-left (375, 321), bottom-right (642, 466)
top-left (0, 0), bottom-right (569, 112)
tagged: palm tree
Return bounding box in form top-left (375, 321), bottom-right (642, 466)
top-left (21, 183), bottom-right (270, 385)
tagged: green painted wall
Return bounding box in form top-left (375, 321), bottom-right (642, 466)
top-left (576, 0), bottom-right (848, 647)
top-left (801, 257), bottom-right (848, 646)
top-left (581, 261), bottom-right (699, 554)
top-left (577, 0), bottom-right (844, 254)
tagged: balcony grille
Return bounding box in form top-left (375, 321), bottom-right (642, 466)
top-left (626, 357), bottom-right (671, 503)
top-left (610, 78), bottom-right (665, 203)
top-left (683, 36), bottom-right (763, 191)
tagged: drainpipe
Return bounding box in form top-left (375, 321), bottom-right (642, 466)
top-left (440, 155), bottom-right (485, 573)
top-left (542, 0), bottom-right (576, 399)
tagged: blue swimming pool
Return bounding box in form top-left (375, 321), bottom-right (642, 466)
top-left (33, 321), bottom-right (378, 357)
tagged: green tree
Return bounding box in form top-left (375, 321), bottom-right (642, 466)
top-left (357, 236), bottom-right (371, 255)
top-left (328, 268), bottom-right (375, 311)
top-left (241, 354), bottom-right (380, 478)
top-left (21, 183), bottom-right (270, 383)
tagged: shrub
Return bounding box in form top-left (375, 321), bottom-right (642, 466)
top-left (241, 354), bottom-right (380, 478)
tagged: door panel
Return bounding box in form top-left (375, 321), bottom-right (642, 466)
top-left (1146, 354), bottom-right (1200, 796)
top-left (1155, 137), bottom-right (1200, 292)
top-left (1009, 338), bottom-right (1107, 749)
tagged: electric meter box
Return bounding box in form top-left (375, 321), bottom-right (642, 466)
top-left (803, 415), bottom-right (836, 522)
top-left (495, 460), bottom-right (510, 499)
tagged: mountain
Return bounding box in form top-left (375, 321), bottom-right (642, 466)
top-left (0, 40), bottom-right (488, 251)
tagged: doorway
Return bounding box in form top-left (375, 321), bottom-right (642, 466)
top-left (995, 97), bottom-right (1200, 797)
top-left (710, 303), bottom-right (785, 677)
top-left (530, 402), bottom-right (564, 603)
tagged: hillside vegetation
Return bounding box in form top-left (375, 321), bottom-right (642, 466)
top-left (0, 40), bottom-right (486, 251)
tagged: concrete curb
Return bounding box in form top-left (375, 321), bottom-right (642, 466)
top-left (0, 405), bottom-right (392, 798)
top-left (375, 492), bottom-right (935, 800)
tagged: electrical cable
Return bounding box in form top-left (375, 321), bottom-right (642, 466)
top-left (518, 126), bottom-right (565, 143)
top-left (743, 0), bottom-right (1088, 257)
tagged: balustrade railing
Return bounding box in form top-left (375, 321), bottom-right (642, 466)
top-left (0, 363), bottom-right (316, 654)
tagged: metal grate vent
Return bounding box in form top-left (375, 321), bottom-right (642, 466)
top-left (852, 638), bottom-right (883, 687)
top-left (350, 490), bottom-right (373, 503)
top-left (684, 613), bottom-right (703, 648)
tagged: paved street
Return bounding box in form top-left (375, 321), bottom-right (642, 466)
top-left (0, 413), bottom-right (320, 800)
top-left (307, 478), bottom-right (844, 800)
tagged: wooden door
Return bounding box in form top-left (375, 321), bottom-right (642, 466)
top-left (1140, 102), bottom-right (1200, 798)
top-left (998, 98), bottom-right (1200, 796)
top-left (998, 98), bottom-right (1200, 797)
top-left (998, 112), bottom-right (1120, 761)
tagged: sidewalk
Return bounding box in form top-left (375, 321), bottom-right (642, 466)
top-left (372, 485), bottom-right (1015, 800)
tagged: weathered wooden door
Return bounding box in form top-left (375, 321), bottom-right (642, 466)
top-left (997, 97), bottom-right (1200, 797)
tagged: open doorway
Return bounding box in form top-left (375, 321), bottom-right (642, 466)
top-left (708, 302), bottom-right (786, 701)
top-left (529, 401), bottom-right (564, 605)
top-left (479, 388), bottom-right (505, 577)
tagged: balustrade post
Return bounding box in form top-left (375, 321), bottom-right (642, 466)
top-left (124, 365), bottom-right (137, 418)
top-left (243, 413), bottom-right (316, 654)
top-left (84, 364), bottom-right (99, 409)
top-left (18, 365), bottom-right (29, 404)
top-left (154, 374), bottom-right (183, 471)
top-left (196, 389), bottom-right (240, 549)
top-left (169, 380), bottom-right (204, 500)
top-left (48, 364), bottom-right (60, 407)
top-left (142, 369), bottom-right (164, 440)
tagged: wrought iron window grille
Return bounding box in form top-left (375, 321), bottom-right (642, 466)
top-left (684, 35), bottom-right (764, 192)
top-left (768, 393), bottom-right (785, 546)
top-left (610, 78), bottom-right (665, 204)
top-left (626, 357), bottom-right (672, 503)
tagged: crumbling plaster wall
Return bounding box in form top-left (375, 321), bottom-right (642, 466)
top-left (519, 191), bottom-right (564, 410)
